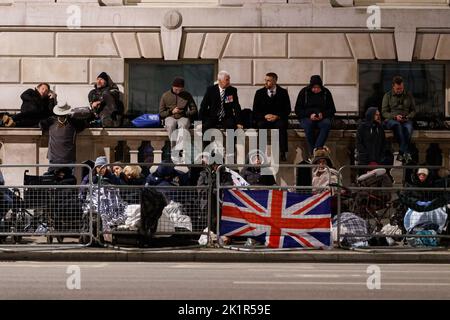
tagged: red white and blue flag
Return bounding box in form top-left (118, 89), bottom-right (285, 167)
top-left (220, 189), bottom-right (332, 248)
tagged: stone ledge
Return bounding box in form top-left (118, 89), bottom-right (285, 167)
top-left (1, 127), bottom-right (450, 141)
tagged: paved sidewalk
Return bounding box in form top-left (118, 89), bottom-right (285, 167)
top-left (0, 246), bottom-right (449, 263)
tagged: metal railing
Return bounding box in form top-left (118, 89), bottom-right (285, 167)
top-left (94, 163), bottom-right (212, 248)
top-left (0, 164), bottom-right (94, 249)
top-left (336, 165), bottom-right (450, 251)
top-left (215, 163), bottom-right (334, 251)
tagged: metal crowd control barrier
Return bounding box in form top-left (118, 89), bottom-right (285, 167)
top-left (215, 163), bottom-right (334, 251)
top-left (95, 163), bottom-right (212, 248)
top-left (336, 165), bottom-right (450, 251)
top-left (0, 164), bottom-right (94, 249)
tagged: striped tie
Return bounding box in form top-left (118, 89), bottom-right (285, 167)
top-left (218, 89), bottom-right (225, 122)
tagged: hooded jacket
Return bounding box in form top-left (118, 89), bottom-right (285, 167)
top-left (357, 107), bottom-right (391, 165)
top-left (295, 75), bottom-right (336, 119)
top-left (88, 74), bottom-right (123, 122)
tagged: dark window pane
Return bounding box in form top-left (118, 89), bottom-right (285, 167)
top-left (127, 61), bottom-right (216, 115)
top-left (359, 62), bottom-right (445, 118)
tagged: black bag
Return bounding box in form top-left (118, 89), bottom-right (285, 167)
top-left (140, 187), bottom-right (167, 237)
top-left (296, 160), bottom-right (312, 187)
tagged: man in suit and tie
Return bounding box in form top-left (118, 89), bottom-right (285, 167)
top-left (253, 72), bottom-right (291, 161)
top-left (200, 70), bottom-right (243, 131)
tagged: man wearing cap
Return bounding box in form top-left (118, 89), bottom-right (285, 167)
top-left (40, 104), bottom-right (87, 171)
top-left (88, 72), bottom-right (123, 127)
top-left (159, 77), bottom-right (198, 158)
top-left (295, 75), bottom-right (336, 158)
top-left (1, 83), bottom-right (57, 128)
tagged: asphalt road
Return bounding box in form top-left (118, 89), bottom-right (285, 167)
top-left (0, 262), bottom-right (449, 299)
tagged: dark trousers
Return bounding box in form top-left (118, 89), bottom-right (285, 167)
top-left (202, 117), bottom-right (237, 131)
top-left (300, 118), bottom-right (332, 155)
top-left (256, 119), bottom-right (288, 153)
top-left (11, 113), bottom-right (41, 127)
top-left (384, 120), bottom-right (413, 154)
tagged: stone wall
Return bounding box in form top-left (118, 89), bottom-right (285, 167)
top-left (0, 1), bottom-right (449, 115)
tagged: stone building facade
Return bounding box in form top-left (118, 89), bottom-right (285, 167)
top-left (0, 0), bottom-right (450, 185)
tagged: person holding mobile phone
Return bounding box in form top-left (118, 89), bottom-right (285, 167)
top-left (295, 75), bottom-right (336, 159)
top-left (381, 76), bottom-right (416, 164)
top-left (1, 83), bottom-right (57, 128)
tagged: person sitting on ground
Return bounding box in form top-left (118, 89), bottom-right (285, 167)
top-left (357, 107), bottom-right (393, 166)
top-left (81, 156), bottom-right (123, 185)
top-left (240, 153), bottom-right (276, 186)
top-left (1, 83), bottom-right (57, 128)
top-left (112, 162), bottom-right (123, 178)
top-left (88, 72), bottom-right (123, 127)
top-left (120, 165), bottom-right (145, 185)
top-left (40, 104), bottom-right (87, 172)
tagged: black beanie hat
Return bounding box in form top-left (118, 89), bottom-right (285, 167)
top-left (309, 75), bottom-right (323, 87)
top-left (97, 72), bottom-right (109, 82)
top-left (172, 77), bottom-right (185, 88)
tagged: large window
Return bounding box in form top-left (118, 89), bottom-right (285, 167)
top-left (359, 62), bottom-right (446, 117)
top-left (126, 60), bottom-right (216, 116)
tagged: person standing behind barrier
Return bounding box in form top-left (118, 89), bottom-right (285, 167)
top-left (40, 104), bottom-right (87, 173)
top-left (382, 76), bottom-right (416, 164)
top-left (295, 75), bottom-right (336, 158)
top-left (1, 83), bottom-right (57, 128)
top-left (159, 77), bottom-right (198, 160)
top-left (356, 107), bottom-right (393, 166)
top-left (200, 71), bottom-right (244, 131)
top-left (252, 72), bottom-right (291, 162)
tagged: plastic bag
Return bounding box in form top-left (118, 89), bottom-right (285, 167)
top-left (198, 228), bottom-right (217, 246)
top-left (131, 114), bottom-right (161, 128)
top-left (162, 200), bottom-right (192, 231)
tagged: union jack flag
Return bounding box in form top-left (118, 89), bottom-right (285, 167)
top-left (220, 189), bottom-right (332, 248)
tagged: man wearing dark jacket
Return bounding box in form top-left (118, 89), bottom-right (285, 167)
top-left (240, 153), bottom-right (276, 186)
top-left (1, 83), bottom-right (56, 127)
top-left (356, 107), bottom-right (393, 166)
top-left (295, 75), bottom-right (336, 156)
top-left (200, 71), bottom-right (243, 131)
top-left (88, 72), bottom-right (123, 127)
top-left (40, 104), bottom-right (87, 171)
top-left (253, 72), bottom-right (291, 161)
top-left (382, 76), bottom-right (416, 164)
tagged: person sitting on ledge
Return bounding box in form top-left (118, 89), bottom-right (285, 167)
top-left (88, 72), bottom-right (123, 128)
top-left (1, 83), bottom-right (57, 128)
